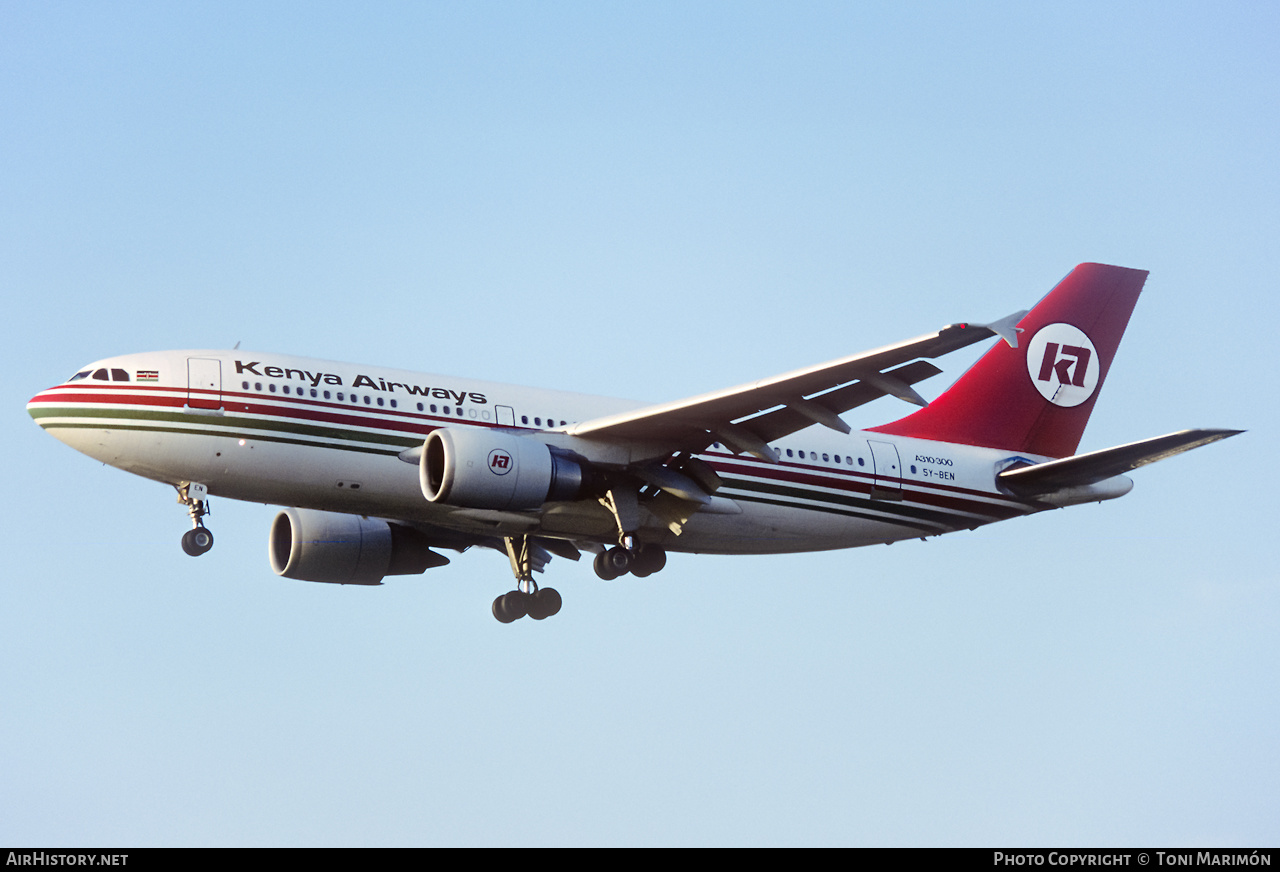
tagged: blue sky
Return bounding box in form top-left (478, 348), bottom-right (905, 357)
top-left (3, 1), bottom-right (1276, 846)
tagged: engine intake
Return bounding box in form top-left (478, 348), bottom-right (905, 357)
top-left (420, 427), bottom-right (590, 510)
top-left (269, 508), bottom-right (449, 585)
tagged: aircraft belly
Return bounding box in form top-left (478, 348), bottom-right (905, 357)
top-left (201, 437), bottom-right (432, 516)
top-left (670, 500), bottom-right (921, 555)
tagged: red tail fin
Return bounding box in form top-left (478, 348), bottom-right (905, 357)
top-left (869, 263), bottom-right (1148, 457)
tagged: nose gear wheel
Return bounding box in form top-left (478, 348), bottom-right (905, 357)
top-left (175, 482), bottom-right (214, 556)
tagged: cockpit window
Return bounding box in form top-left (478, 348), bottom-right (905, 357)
top-left (68, 367), bottom-right (131, 383)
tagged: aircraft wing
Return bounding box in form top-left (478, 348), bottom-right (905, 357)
top-left (566, 311), bottom-right (1028, 460)
top-left (997, 428), bottom-right (1243, 496)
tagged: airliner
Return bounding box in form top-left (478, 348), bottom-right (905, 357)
top-left (27, 264), bottom-right (1239, 623)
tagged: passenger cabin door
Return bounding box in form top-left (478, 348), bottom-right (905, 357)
top-left (187, 358), bottom-right (222, 410)
top-left (867, 440), bottom-right (903, 501)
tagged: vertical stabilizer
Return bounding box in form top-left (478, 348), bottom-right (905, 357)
top-left (869, 263), bottom-right (1148, 457)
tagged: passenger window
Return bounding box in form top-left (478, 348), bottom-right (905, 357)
top-left (363, 395), bottom-right (371, 405)
top-left (377, 397), bottom-right (384, 407)
top-left (269, 384), bottom-right (276, 392)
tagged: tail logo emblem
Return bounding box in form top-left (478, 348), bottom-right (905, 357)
top-left (1026, 323), bottom-right (1099, 407)
top-left (488, 449), bottom-right (514, 475)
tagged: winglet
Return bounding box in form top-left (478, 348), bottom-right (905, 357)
top-left (974, 309), bottom-right (1029, 348)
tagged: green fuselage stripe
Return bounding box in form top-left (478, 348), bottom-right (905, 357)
top-left (30, 405), bottom-right (421, 452)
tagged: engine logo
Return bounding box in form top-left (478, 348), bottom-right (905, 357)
top-left (1026, 322), bottom-right (1099, 407)
top-left (488, 449), bottom-right (514, 475)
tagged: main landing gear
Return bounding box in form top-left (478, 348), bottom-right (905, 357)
top-left (489, 487), bottom-right (671, 622)
top-left (176, 482), bottom-right (214, 557)
top-left (493, 535), bottom-right (563, 623)
top-left (591, 487), bottom-right (668, 580)
top-left (593, 542), bottom-right (667, 580)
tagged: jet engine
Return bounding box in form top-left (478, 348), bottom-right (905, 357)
top-left (269, 507), bottom-right (449, 585)
top-left (420, 427), bottom-right (591, 510)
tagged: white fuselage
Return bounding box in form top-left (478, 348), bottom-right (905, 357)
top-left (28, 350), bottom-right (1058, 555)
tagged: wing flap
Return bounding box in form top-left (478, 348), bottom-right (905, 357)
top-left (998, 428), bottom-right (1242, 496)
top-left (736, 360), bottom-right (942, 444)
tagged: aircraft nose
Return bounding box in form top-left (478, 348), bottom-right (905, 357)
top-left (28, 386), bottom-right (59, 423)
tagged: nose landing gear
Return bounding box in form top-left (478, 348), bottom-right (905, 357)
top-left (176, 482), bottom-right (214, 557)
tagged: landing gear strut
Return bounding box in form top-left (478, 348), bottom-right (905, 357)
top-left (493, 535), bottom-right (562, 623)
top-left (176, 482), bottom-right (214, 557)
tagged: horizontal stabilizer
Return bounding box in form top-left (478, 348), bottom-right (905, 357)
top-left (998, 428), bottom-right (1242, 496)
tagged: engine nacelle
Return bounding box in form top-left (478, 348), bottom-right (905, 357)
top-left (420, 427), bottom-right (589, 510)
top-left (269, 508), bottom-right (449, 585)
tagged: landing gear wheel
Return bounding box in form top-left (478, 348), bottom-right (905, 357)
top-left (181, 527), bottom-right (214, 557)
top-left (604, 548), bottom-right (634, 573)
top-left (492, 590), bottom-right (530, 623)
top-left (527, 587), bottom-right (562, 620)
top-left (631, 546), bottom-right (667, 578)
top-left (492, 595), bottom-right (517, 624)
top-left (593, 551), bottom-right (618, 580)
